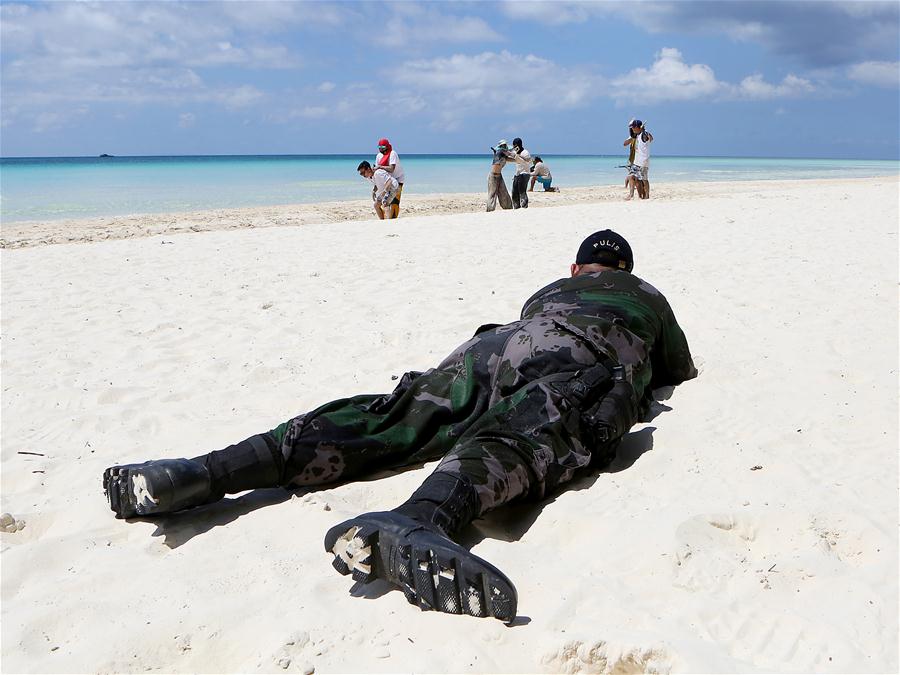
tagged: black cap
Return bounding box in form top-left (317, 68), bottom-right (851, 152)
top-left (575, 230), bottom-right (634, 272)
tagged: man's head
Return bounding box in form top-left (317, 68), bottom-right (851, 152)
top-left (533, 156), bottom-right (542, 164)
top-left (512, 137), bottom-right (523, 151)
top-left (571, 229), bottom-right (634, 277)
top-left (357, 160), bottom-right (374, 179)
top-left (629, 119), bottom-right (643, 131)
top-left (495, 139), bottom-right (509, 150)
top-left (377, 138), bottom-right (392, 154)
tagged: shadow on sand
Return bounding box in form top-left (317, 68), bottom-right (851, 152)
top-left (457, 425), bottom-right (656, 548)
top-left (130, 416), bottom-right (660, 626)
top-left (141, 422), bottom-right (656, 550)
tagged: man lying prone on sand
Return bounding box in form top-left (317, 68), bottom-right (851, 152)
top-left (103, 230), bottom-right (697, 623)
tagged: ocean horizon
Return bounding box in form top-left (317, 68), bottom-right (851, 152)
top-left (2, 153), bottom-right (897, 223)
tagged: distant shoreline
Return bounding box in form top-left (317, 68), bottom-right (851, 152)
top-left (3, 152), bottom-right (900, 161)
top-left (4, 155), bottom-right (896, 224)
top-left (2, 175), bottom-right (896, 250)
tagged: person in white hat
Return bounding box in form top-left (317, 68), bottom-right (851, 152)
top-left (487, 139), bottom-right (515, 211)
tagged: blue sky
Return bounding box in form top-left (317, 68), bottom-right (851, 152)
top-left (1, 1), bottom-right (898, 158)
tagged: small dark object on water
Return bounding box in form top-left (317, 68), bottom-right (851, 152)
top-left (18, 451), bottom-right (45, 456)
top-left (750, 465), bottom-right (763, 471)
top-left (99, 154), bottom-right (114, 158)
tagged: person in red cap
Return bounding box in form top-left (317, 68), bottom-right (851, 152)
top-left (375, 138), bottom-right (405, 218)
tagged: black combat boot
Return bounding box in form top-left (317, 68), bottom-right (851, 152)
top-left (392, 471), bottom-right (480, 536)
top-left (323, 472), bottom-right (518, 623)
top-left (103, 458), bottom-right (215, 519)
top-left (103, 433), bottom-right (282, 519)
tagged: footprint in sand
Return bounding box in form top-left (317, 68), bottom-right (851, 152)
top-left (675, 510), bottom-right (890, 670)
top-left (673, 510), bottom-right (885, 594)
top-left (272, 631), bottom-right (315, 673)
top-left (672, 513), bottom-right (757, 593)
top-left (541, 638), bottom-right (673, 674)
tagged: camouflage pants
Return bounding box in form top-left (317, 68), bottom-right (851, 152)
top-left (268, 317), bottom-right (639, 516)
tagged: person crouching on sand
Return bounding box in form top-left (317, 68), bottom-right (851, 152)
top-left (358, 161), bottom-right (400, 220)
top-left (529, 156), bottom-right (558, 192)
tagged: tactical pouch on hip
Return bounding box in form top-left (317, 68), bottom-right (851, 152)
top-left (581, 372), bottom-right (639, 465)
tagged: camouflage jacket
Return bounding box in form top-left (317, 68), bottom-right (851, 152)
top-left (520, 270), bottom-right (697, 402)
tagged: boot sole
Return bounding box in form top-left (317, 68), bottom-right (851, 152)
top-left (103, 464), bottom-right (159, 519)
top-left (324, 512), bottom-right (517, 623)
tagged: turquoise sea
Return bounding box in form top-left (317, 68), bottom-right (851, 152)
top-left (1, 154), bottom-right (897, 223)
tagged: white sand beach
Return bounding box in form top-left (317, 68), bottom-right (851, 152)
top-left (1, 177), bottom-right (897, 673)
top-left (1, 178), bottom-right (878, 250)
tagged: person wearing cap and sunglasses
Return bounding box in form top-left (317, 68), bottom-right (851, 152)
top-left (374, 138), bottom-right (405, 218)
top-left (487, 139), bottom-right (515, 211)
top-left (102, 230), bottom-right (696, 625)
top-left (623, 124), bottom-right (644, 200)
top-left (623, 120), bottom-right (653, 199)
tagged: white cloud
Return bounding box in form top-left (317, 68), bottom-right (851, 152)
top-left (847, 61), bottom-right (900, 88)
top-left (392, 50), bottom-right (598, 128)
top-left (3, 64), bottom-right (263, 112)
top-left (0, 0), bottom-right (301, 117)
top-left (218, 1), bottom-right (352, 32)
top-left (143, 69), bottom-right (204, 91)
top-left (212, 85), bottom-right (265, 109)
top-left (317, 81), bottom-right (336, 93)
top-left (609, 48), bottom-right (723, 103)
top-left (736, 73), bottom-right (815, 99)
top-left (178, 112), bottom-right (196, 128)
top-left (334, 86), bottom-right (428, 122)
top-left (32, 105), bottom-right (89, 132)
top-left (500, 1), bottom-right (899, 69)
top-left (499, 1), bottom-right (601, 26)
top-left (293, 106), bottom-right (329, 119)
top-left (374, 4), bottom-right (501, 46)
top-left (33, 111), bottom-right (63, 133)
top-left (609, 48), bottom-right (817, 103)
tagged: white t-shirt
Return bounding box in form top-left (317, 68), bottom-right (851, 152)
top-left (512, 148), bottom-right (532, 175)
top-left (633, 134), bottom-right (651, 167)
top-left (375, 149), bottom-right (405, 184)
top-left (372, 168), bottom-right (399, 203)
top-left (532, 161), bottom-right (551, 178)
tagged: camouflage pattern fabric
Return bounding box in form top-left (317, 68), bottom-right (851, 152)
top-left (520, 269), bottom-right (697, 406)
top-left (268, 270), bottom-right (696, 516)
